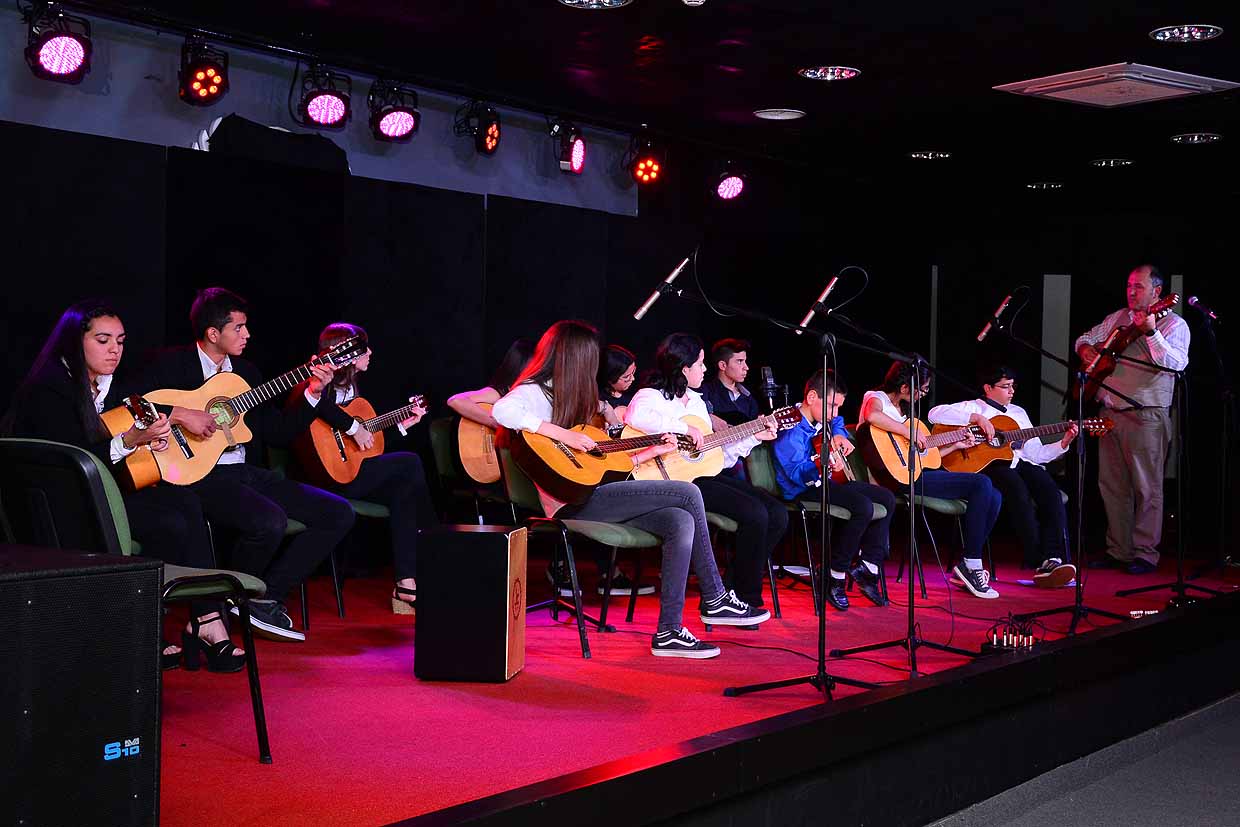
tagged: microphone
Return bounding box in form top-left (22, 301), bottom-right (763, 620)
top-left (1188, 295), bottom-right (1220, 322)
top-left (976, 294), bottom-right (1013, 343)
top-left (633, 255), bottom-right (692, 321)
top-left (760, 366), bottom-right (778, 411)
top-left (795, 276), bottom-right (840, 335)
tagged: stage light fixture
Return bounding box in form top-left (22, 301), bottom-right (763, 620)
top-left (455, 101), bottom-right (501, 155)
top-left (23, 4), bottom-right (92, 84)
top-left (179, 40), bottom-right (229, 107)
top-left (797, 66), bottom-right (860, 81)
top-left (298, 64), bottom-right (352, 130)
top-left (549, 117), bottom-right (586, 174)
top-left (1091, 158), bottom-right (1133, 167)
top-left (753, 108), bottom-right (806, 121)
top-left (1171, 132), bottom-right (1221, 144)
top-left (909, 150), bottom-right (952, 160)
top-left (624, 132), bottom-right (664, 185)
top-left (1150, 25), bottom-right (1223, 43)
top-left (368, 80), bottom-right (420, 142)
top-left (557, 0), bottom-right (634, 8)
top-left (715, 168), bottom-right (746, 200)
top-left (1026, 181), bottom-right (1064, 190)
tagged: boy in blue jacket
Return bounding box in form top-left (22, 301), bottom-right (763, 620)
top-left (773, 369), bottom-right (894, 610)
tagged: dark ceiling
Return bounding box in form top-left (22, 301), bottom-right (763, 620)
top-left (79, 1), bottom-right (1240, 193)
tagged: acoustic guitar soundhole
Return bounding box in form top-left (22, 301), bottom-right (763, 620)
top-left (207, 397), bottom-right (238, 427)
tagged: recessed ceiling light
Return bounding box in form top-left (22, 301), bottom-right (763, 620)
top-left (682, 0), bottom-right (707, 5)
top-left (557, 0), bottom-right (633, 8)
top-left (797, 66), bottom-right (860, 81)
top-left (753, 108), bottom-right (806, 120)
top-left (908, 150), bottom-right (951, 160)
top-left (1150, 25), bottom-right (1224, 43)
top-left (1171, 132), bottom-right (1222, 144)
top-left (1027, 182), bottom-right (1064, 190)
top-left (1091, 158), bottom-right (1133, 167)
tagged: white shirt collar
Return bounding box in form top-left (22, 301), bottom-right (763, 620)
top-left (197, 343), bottom-right (231, 379)
top-left (92, 372), bottom-right (113, 413)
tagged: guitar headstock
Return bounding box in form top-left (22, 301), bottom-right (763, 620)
top-left (122, 395), bottom-right (160, 429)
top-left (1083, 417), bottom-right (1115, 436)
top-left (770, 405), bottom-right (804, 430)
top-left (1150, 293), bottom-right (1180, 319)
top-left (409, 394), bottom-right (427, 410)
top-left (316, 335), bottom-right (369, 370)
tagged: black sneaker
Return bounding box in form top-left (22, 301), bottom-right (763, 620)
top-left (699, 590), bottom-right (771, 626)
top-left (651, 627), bottom-right (721, 659)
top-left (825, 578), bottom-right (849, 611)
top-left (848, 564), bottom-right (886, 607)
top-left (951, 564), bottom-right (999, 599)
top-left (596, 572), bottom-right (656, 596)
top-left (229, 600), bottom-right (306, 642)
top-left (1033, 558), bottom-right (1077, 588)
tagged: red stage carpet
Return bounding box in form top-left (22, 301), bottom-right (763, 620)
top-left (159, 554), bottom-right (1236, 826)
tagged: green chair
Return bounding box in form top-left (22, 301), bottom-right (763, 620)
top-left (428, 416), bottom-right (517, 524)
top-left (0, 438), bottom-right (273, 763)
top-left (497, 447), bottom-right (661, 658)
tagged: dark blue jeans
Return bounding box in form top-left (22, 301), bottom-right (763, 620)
top-left (913, 470), bottom-right (1001, 563)
top-left (984, 461), bottom-right (1068, 567)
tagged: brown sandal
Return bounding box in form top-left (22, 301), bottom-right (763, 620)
top-left (391, 585), bottom-right (416, 615)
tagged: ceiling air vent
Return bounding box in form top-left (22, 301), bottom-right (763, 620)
top-left (994, 62), bottom-right (1238, 108)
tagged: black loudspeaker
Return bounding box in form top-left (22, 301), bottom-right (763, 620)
top-left (415, 525), bottom-right (527, 682)
top-left (0, 546), bottom-right (163, 826)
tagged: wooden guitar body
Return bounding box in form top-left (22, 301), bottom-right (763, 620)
top-left (145, 372), bottom-right (255, 486)
top-left (624, 415), bottom-right (725, 482)
top-left (934, 414), bottom-right (1020, 474)
top-left (509, 424), bottom-right (636, 506)
top-left (99, 398), bottom-right (162, 490)
top-left (458, 402), bottom-right (501, 484)
top-left (296, 397), bottom-right (384, 486)
top-left (856, 420), bottom-right (942, 488)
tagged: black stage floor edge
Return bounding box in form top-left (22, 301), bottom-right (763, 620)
top-left (399, 592), bottom-right (1240, 827)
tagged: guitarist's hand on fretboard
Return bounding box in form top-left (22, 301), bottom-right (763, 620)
top-left (1060, 422), bottom-right (1080, 448)
top-left (755, 415), bottom-right (780, 441)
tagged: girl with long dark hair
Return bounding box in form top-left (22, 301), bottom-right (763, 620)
top-left (598, 344), bottom-right (637, 428)
top-left (625, 333), bottom-right (787, 609)
top-left (4, 300), bottom-right (245, 672)
top-left (447, 338), bottom-right (535, 428)
top-left (492, 320), bottom-right (768, 659)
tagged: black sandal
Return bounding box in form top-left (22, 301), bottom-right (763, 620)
top-left (391, 585), bottom-right (416, 615)
top-left (182, 613), bottom-right (246, 673)
top-left (161, 639), bottom-right (182, 671)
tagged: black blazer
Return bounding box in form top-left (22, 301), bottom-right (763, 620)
top-left (137, 345), bottom-right (325, 468)
top-left (5, 362), bottom-right (124, 467)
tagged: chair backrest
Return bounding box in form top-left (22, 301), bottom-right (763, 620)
top-left (428, 416), bottom-right (465, 487)
top-left (266, 446), bottom-right (291, 479)
top-left (0, 438), bottom-right (133, 556)
top-left (743, 443), bottom-right (783, 499)
top-left (497, 447), bottom-right (543, 515)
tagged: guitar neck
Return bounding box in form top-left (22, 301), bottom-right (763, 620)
top-left (232, 363), bottom-right (318, 414)
top-left (595, 433), bottom-right (673, 454)
top-left (364, 402), bottom-right (420, 433)
top-left (924, 425), bottom-right (972, 449)
top-left (999, 421), bottom-right (1071, 443)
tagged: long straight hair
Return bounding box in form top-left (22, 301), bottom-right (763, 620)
top-left (318, 322), bottom-right (368, 398)
top-left (648, 333), bottom-right (703, 401)
top-left (490, 338), bottom-right (535, 395)
top-left (4, 299), bottom-right (119, 439)
top-left (512, 320), bottom-right (601, 428)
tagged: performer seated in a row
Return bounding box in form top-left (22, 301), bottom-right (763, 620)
top-left (625, 333), bottom-right (787, 611)
top-left (492, 320), bottom-right (769, 660)
top-left (860, 361), bottom-right (1003, 599)
top-left (3, 300), bottom-right (245, 672)
top-left (291, 322), bottom-right (433, 613)
top-left (598, 344), bottom-right (638, 430)
top-left (446, 338), bottom-right (534, 428)
top-left (928, 366), bottom-right (1078, 588)
top-left (772, 369), bottom-right (895, 610)
top-left (138, 287), bottom-right (355, 642)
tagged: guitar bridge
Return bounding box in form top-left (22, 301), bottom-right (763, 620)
top-left (552, 441), bottom-right (584, 469)
top-left (333, 430), bottom-right (348, 462)
top-left (170, 425), bottom-right (194, 459)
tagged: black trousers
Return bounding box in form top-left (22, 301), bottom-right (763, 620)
top-left (983, 461), bottom-right (1069, 567)
top-left (123, 483), bottom-right (217, 617)
top-left (798, 480), bottom-right (896, 574)
top-left (333, 452), bottom-right (437, 580)
top-left (190, 463), bottom-right (355, 603)
top-left (696, 474), bottom-right (789, 606)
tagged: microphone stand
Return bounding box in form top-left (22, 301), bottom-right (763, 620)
top-left (636, 281), bottom-right (888, 699)
top-left (1189, 314), bottom-right (1239, 582)
top-left (985, 324), bottom-right (1130, 632)
top-left (1105, 351), bottom-right (1224, 607)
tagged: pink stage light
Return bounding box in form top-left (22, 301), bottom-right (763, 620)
top-left (38, 34), bottom-right (86, 77)
top-left (717, 175), bottom-right (745, 200)
top-left (378, 109), bottom-right (417, 139)
top-left (306, 93), bottom-right (347, 126)
top-left (569, 135), bottom-right (586, 173)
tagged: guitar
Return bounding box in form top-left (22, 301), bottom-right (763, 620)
top-left (625, 406), bottom-right (802, 482)
top-left (1074, 293), bottom-right (1180, 401)
top-left (811, 432), bottom-right (857, 484)
top-left (296, 395), bottom-right (427, 486)
top-left (509, 424), bottom-right (697, 506)
top-left (99, 394), bottom-right (164, 490)
top-left (140, 335), bottom-right (368, 486)
top-left (458, 402), bottom-right (500, 484)
top-left (932, 414), bottom-right (1113, 473)
top-left (856, 420), bottom-right (979, 488)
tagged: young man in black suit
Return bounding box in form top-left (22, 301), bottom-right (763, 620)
top-left (139, 287), bottom-right (354, 641)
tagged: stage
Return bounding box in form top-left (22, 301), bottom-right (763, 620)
top-left (158, 553), bottom-right (1240, 826)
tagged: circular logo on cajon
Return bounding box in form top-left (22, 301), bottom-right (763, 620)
top-left (511, 577), bottom-right (523, 620)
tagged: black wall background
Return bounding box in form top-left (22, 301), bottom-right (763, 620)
top-left (2, 118), bottom-right (1236, 556)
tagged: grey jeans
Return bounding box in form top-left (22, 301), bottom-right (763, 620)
top-left (1098, 407), bottom-right (1172, 565)
top-left (567, 480), bottom-right (726, 632)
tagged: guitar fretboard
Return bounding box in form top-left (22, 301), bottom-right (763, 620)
top-left (999, 422), bottom-right (1072, 444)
top-left (233, 363), bottom-right (320, 414)
top-left (924, 426), bottom-right (973, 449)
top-left (364, 398), bottom-right (425, 433)
top-left (595, 434), bottom-right (678, 454)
